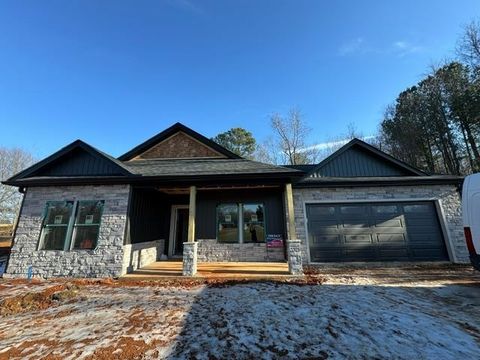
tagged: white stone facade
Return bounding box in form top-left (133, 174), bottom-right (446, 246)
top-left (196, 239), bottom-right (285, 262)
top-left (122, 239), bottom-right (165, 275)
top-left (5, 185), bottom-right (131, 278)
top-left (286, 240), bottom-right (303, 275)
top-left (183, 242), bottom-right (198, 276)
top-left (293, 185), bottom-right (468, 264)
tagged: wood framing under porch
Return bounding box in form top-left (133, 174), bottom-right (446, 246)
top-left (121, 261), bottom-right (290, 280)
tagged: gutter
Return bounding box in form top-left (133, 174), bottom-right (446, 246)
top-left (293, 176), bottom-right (464, 188)
top-left (2, 172), bottom-right (304, 187)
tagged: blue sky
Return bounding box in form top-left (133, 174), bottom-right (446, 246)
top-left (0, 0), bottom-right (479, 158)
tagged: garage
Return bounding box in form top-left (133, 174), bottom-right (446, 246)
top-left (306, 201), bottom-right (449, 262)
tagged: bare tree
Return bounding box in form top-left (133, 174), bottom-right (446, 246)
top-left (0, 147), bottom-right (35, 223)
top-left (254, 136), bottom-right (281, 165)
top-left (268, 108), bottom-right (319, 165)
top-left (457, 20), bottom-right (480, 68)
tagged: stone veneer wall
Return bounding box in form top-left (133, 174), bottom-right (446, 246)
top-left (196, 239), bottom-right (285, 262)
top-left (121, 239), bottom-right (165, 275)
top-left (5, 185), bottom-right (130, 278)
top-left (293, 185), bottom-right (467, 264)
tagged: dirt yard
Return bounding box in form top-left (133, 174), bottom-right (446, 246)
top-left (0, 265), bottom-right (479, 359)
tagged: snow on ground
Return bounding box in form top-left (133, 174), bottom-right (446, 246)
top-left (0, 266), bottom-right (480, 359)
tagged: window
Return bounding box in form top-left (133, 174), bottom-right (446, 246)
top-left (243, 204), bottom-right (265, 243)
top-left (217, 203), bottom-right (266, 243)
top-left (39, 201), bottom-right (74, 250)
top-left (217, 204), bottom-right (239, 243)
top-left (72, 201), bottom-right (104, 250)
top-left (38, 199), bottom-right (104, 251)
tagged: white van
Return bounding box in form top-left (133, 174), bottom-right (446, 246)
top-left (462, 173), bottom-right (480, 270)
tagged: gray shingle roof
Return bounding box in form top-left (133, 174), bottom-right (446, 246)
top-left (123, 159), bottom-right (301, 177)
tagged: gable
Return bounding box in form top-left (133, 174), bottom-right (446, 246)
top-left (119, 122), bottom-right (241, 161)
top-left (34, 148), bottom-right (129, 177)
top-left (310, 146), bottom-right (412, 177)
top-left (5, 140), bottom-right (132, 185)
top-left (307, 139), bottom-right (426, 178)
top-left (133, 131), bottom-right (226, 160)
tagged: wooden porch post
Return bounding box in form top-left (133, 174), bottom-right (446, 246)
top-left (285, 183), bottom-right (296, 239)
top-left (285, 183), bottom-right (303, 275)
top-left (183, 185), bottom-right (198, 276)
top-left (187, 185), bottom-right (196, 242)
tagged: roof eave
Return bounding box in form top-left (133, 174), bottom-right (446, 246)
top-left (294, 176), bottom-right (464, 188)
top-left (3, 171), bottom-right (304, 187)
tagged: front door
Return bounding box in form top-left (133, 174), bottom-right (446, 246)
top-left (172, 207), bottom-right (189, 256)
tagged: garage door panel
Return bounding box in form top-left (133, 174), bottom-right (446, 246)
top-left (341, 220), bottom-right (371, 228)
top-left (310, 235), bottom-right (341, 246)
top-left (372, 205), bottom-right (400, 214)
top-left (306, 201), bottom-right (448, 262)
top-left (345, 248), bottom-right (376, 260)
top-left (408, 232), bottom-right (443, 243)
top-left (309, 249), bottom-right (345, 262)
top-left (374, 219), bottom-right (404, 228)
top-left (378, 246), bottom-right (408, 256)
top-left (374, 227), bottom-right (407, 235)
top-left (409, 248), bottom-right (446, 260)
top-left (376, 233), bottom-right (406, 243)
top-left (344, 234), bottom-right (373, 244)
top-left (404, 218), bottom-right (439, 227)
top-left (309, 223), bottom-right (339, 233)
top-left (307, 205), bottom-right (336, 217)
top-left (339, 205), bottom-right (369, 215)
top-left (403, 204), bottom-right (434, 213)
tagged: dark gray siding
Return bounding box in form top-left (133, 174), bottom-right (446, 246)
top-left (196, 189), bottom-right (286, 240)
top-left (311, 146), bottom-right (411, 177)
top-left (127, 189), bottom-right (171, 244)
top-left (126, 187), bottom-right (285, 246)
top-left (36, 148), bottom-right (127, 177)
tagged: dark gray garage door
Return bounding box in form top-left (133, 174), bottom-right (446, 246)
top-left (306, 201), bottom-right (449, 262)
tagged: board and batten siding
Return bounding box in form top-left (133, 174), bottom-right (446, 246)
top-left (310, 146), bottom-right (411, 178)
top-left (195, 188), bottom-right (286, 240)
top-left (40, 148), bottom-right (127, 177)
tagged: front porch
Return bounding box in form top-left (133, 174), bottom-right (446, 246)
top-left (121, 260), bottom-right (291, 279)
top-left (124, 182), bottom-right (303, 276)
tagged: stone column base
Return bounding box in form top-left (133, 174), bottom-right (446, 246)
top-left (286, 239), bottom-right (303, 275)
top-left (183, 242), bottom-right (198, 276)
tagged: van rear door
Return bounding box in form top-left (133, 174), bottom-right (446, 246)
top-left (463, 173), bottom-right (480, 270)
